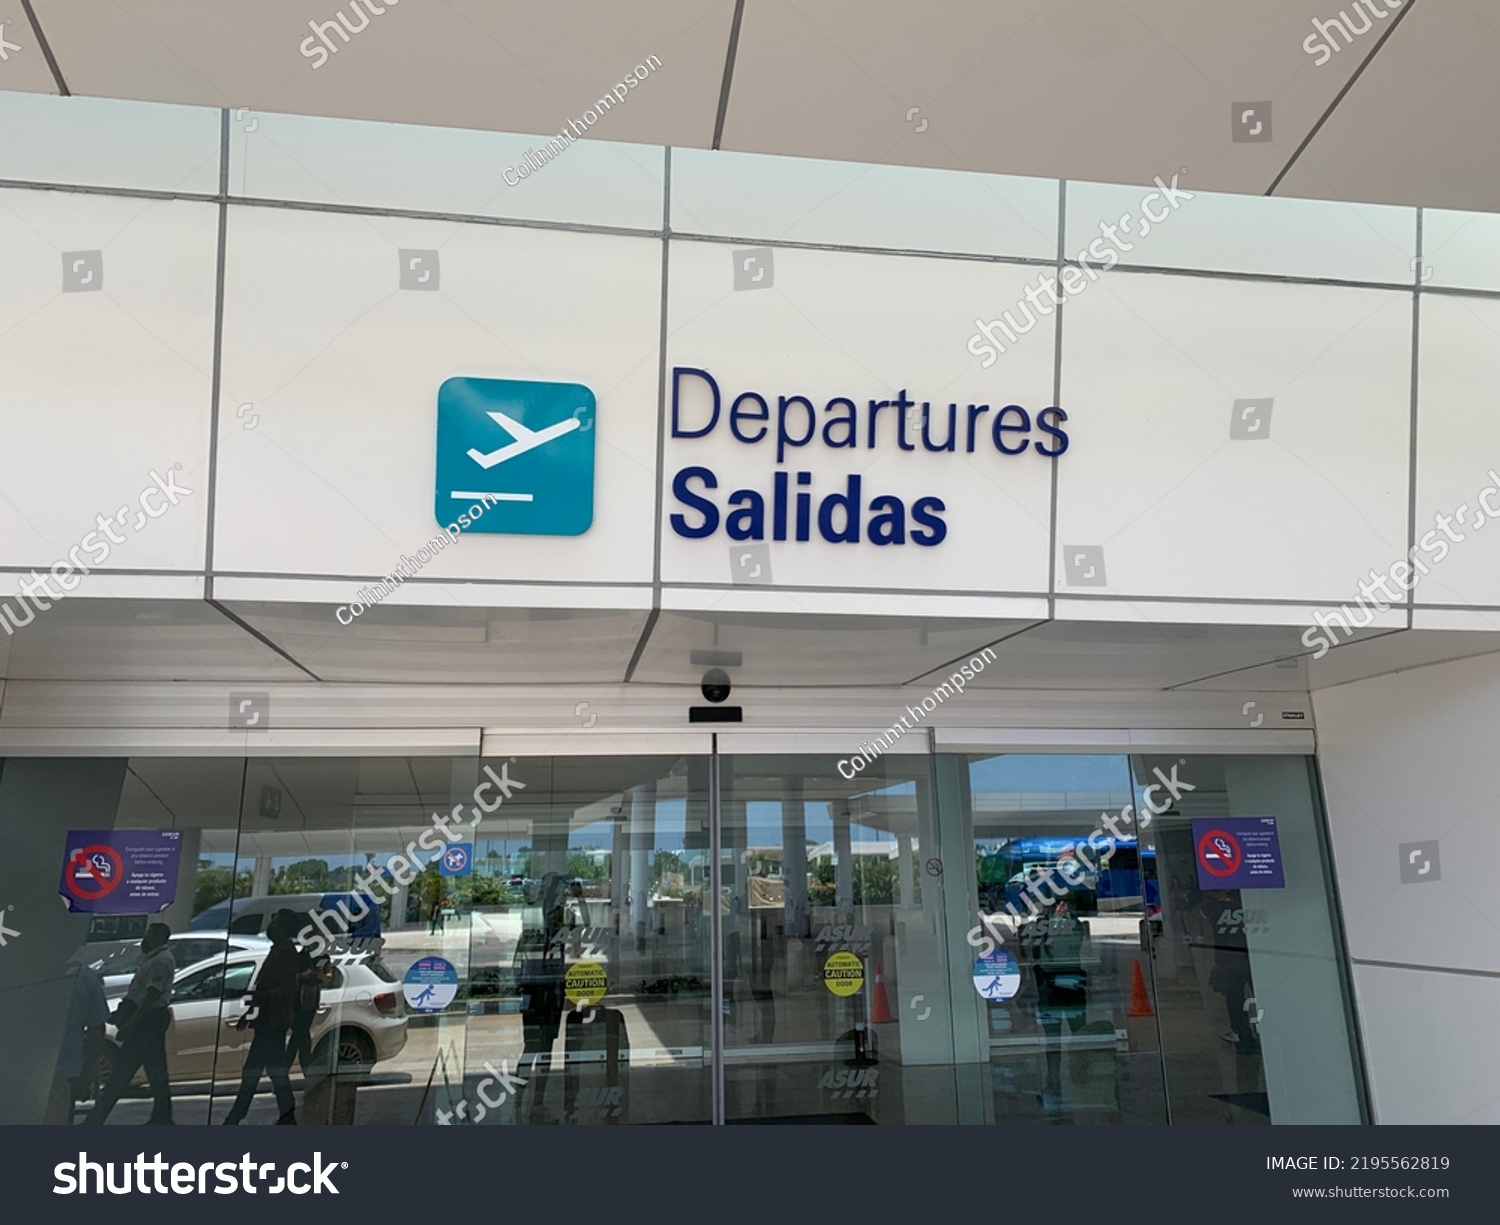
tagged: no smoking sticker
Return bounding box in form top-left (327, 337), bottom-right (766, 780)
top-left (66, 846), bottom-right (123, 899)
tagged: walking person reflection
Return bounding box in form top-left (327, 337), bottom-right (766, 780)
top-left (223, 909), bottom-right (300, 1125)
top-left (1032, 896), bottom-right (1091, 1109)
top-left (288, 911), bottom-right (332, 1077)
top-left (85, 923), bottom-right (176, 1126)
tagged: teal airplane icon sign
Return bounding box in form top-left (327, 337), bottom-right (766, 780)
top-left (436, 377), bottom-right (596, 535)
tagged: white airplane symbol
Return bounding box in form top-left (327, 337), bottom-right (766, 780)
top-left (466, 410), bottom-right (584, 469)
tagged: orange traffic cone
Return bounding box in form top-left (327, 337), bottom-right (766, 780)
top-left (870, 963), bottom-right (894, 1024)
top-left (1128, 959), bottom-right (1155, 1017)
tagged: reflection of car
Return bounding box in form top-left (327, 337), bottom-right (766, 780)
top-left (101, 948), bottom-right (407, 1087)
top-left (91, 932), bottom-right (271, 996)
top-left (190, 892), bottom-right (382, 939)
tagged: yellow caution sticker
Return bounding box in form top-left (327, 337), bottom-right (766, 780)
top-left (565, 959), bottom-right (608, 1007)
top-left (823, 950), bottom-right (864, 997)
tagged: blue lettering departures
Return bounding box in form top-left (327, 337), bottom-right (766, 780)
top-left (667, 366), bottom-right (1068, 548)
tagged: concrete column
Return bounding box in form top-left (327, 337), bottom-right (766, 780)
top-left (251, 855), bottom-right (272, 897)
top-left (897, 822), bottom-right (915, 910)
top-left (780, 777), bottom-right (808, 938)
top-left (610, 801), bottom-right (629, 943)
top-left (833, 808), bottom-right (853, 910)
top-left (628, 781), bottom-right (657, 943)
top-left (0, 759), bottom-right (128, 1124)
top-left (389, 882), bottom-right (409, 932)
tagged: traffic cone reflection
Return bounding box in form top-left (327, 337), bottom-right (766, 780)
top-left (870, 964), bottom-right (894, 1024)
top-left (1128, 959), bottom-right (1155, 1017)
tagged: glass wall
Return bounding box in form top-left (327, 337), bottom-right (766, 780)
top-left (0, 749), bottom-right (1362, 1125)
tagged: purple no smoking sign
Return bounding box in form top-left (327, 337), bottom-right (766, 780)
top-left (1190, 817), bottom-right (1285, 890)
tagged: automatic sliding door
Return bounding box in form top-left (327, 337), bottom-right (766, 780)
top-left (718, 752), bottom-right (955, 1124)
top-left (959, 753), bottom-right (1168, 1124)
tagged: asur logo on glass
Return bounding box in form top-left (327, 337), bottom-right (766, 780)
top-left (0, 20), bottom-right (21, 62)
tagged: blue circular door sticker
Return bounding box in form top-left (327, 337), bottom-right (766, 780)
top-left (973, 950), bottom-right (1020, 1001)
top-left (403, 955), bottom-right (459, 1013)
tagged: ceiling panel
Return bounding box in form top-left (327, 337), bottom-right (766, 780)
top-left (224, 601), bottom-right (652, 684)
top-left (1277, 0), bottom-right (1500, 211)
top-left (0, 598), bottom-right (308, 682)
top-left (25, 0), bottom-right (731, 145)
top-left (632, 609), bottom-right (1036, 686)
top-left (12, 1), bottom-right (1487, 214)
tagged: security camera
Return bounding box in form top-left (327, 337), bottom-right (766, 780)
top-left (701, 668), bottom-right (732, 704)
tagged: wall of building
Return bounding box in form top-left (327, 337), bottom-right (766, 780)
top-left (1, 90), bottom-right (1496, 638)
top-left (1314, 652), bottom-right (1500, 1123)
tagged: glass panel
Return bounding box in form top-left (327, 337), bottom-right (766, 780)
top-left (670, 147), bottom-right (1058, 258)
top-left (482, 755), bottom-right (711, 1125)
top-left (1064, 181), bottom-right (1416, 283)
top-left (0, 92), bottom-right (221, 194)
top-left (228, 111), bottom-right (665, 231)
top-left (958, 753), bottom-right (1167, 1124)
top-left (0, 757), bottom-right (247, 1124)
top-left (1424, 208), bottom-right (1500, 292)
top-left (719, 752), bottom-right (955, 1123)
top-left (1132, 754), bottom-right (1362, 1124)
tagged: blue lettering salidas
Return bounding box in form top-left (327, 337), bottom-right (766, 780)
top-left (669, 467), bottom-right (946, 547)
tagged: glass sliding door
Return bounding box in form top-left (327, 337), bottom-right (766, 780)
top-left (2, 745), bottom-right (1362, 1127)
top-left (717, 752), bottom-right (956, 1123)
top-left (955, 753), bottom-right (1168, 1124)
top-left (1131, 754), bottom-right (1363, 1125)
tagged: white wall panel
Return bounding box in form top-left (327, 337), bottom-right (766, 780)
top-left (214, 205), bottom-right (661, 589)
top-left (0, 189), bottom-right (215, 574)
top-left (0, 92), bottom-right (220, 194)
top-left (1413, 294), bottom-right (1500, 607)
top-left (670, 148), bottom-right (1058, 257)
top-left (1065, 181), bottom-right (1415, 283)
top-left (229, 111), bottom-right (666, 231)
top-left (1316, 653), bottom-right (1500, 976)
top-left (1057, 275), bottom-right (1411, 605)
top-left (1350, 963), bottom-right (1500, 1124)
top-left (661, 241), bottom-right (1057, 594)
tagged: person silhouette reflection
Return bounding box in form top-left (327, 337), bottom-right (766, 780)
top-left (1030, 896), bottom-right (1091, 1107)
top-left (85, 923), bottom-right (176, 1126)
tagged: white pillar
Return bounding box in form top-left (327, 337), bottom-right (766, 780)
top-left (833, 808), bottom-right (853, 911)
top-left (780, 777), bottom-right (808, 938)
